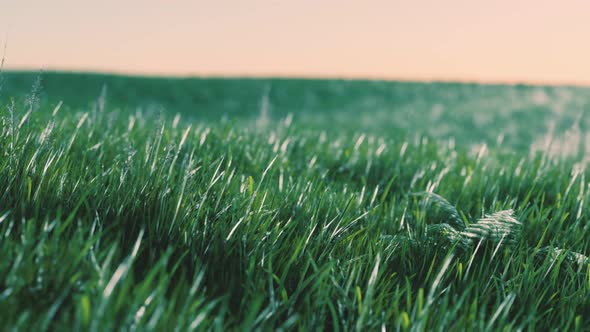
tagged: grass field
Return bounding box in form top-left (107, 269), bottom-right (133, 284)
top-left (2, 71), bottom-right (590, 330)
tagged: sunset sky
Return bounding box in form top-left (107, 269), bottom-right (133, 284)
top-left (2, 0), bottom-right (589, 85)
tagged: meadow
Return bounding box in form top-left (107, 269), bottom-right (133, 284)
top-left (1, 71), bottom-right (590, 330)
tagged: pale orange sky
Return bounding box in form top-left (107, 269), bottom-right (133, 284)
top-left (1, 0), bottom-right (589, 85)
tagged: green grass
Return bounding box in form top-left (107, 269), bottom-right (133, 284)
top-left (1, 72), bottom-right (590, 330)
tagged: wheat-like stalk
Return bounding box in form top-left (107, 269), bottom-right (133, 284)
top-left (397, 193), bottom-right (589, 269)
top-left (461, 209), bottom-right (522, 245)
top-left (412, 191), bottom-right (465, 229)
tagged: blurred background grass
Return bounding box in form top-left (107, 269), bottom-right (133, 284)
top-left (3, 71), bottom-right (590, 154)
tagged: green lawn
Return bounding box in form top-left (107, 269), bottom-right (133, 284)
top-left (1, 72), bottom-right (590, 330)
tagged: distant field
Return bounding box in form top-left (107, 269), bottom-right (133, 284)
top-left (4, 71), bottom-right (590, 151)
top-left (1, 72), bottom-right (590, 330)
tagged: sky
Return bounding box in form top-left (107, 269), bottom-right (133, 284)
top-left (1, 0), bottom-right (590, 85)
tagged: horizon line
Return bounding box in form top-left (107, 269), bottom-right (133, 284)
top-left (4, 66), bottom-right (590, 89)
